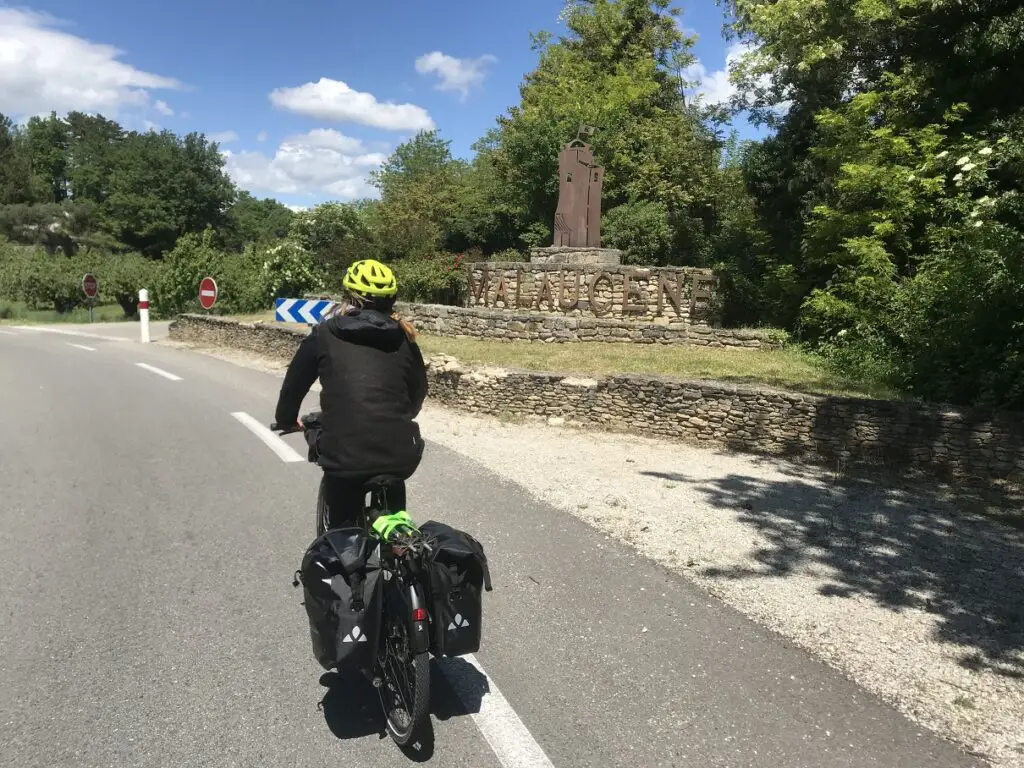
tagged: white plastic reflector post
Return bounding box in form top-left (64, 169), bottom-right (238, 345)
top-left (139, 288), bottom-right (151, 343)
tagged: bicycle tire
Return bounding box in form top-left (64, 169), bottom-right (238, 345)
top-left (316, 476), bottom-right (329, 537)
top-left (378, 610), bottom-right (430, 746)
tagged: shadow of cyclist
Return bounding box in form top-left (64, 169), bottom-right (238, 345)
top-left (318, 671), bottom-right (436, 762)
top-left (318, 671), bottom-right (383, 741)
top-left (430, 657), bottom-right (491, 720)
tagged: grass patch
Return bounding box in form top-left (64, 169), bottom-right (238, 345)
top-left (0, 300), bottom-right (128, 325)
top-left (417, 335), bottom-right (897, 399)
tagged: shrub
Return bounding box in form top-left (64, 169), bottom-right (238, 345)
top-left (258, 238), bottom-right (325, 304)
top-left (602, 200), bottom-right (673, 265)
top-left (157, 228), bottom-right (224, 316)
top-left (393, 252), bottom-right (467, 305)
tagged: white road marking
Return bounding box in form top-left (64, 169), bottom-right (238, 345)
top-left (68, 343), bottom-right (97, 352)
top-left (439, 653), bottom-right (555, 768)
top-left (135, 362), bottom-right (182, 381)
top-left (230, 411), bottom-right (305, 463)
top-left (13, 325), bottom-right (130, 342)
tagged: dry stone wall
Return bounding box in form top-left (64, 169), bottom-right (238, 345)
top-left (398, 303), bottom-right (778, 349)
top-left (466, 262), bottom-right (718, 324)
top-left (169, 314), bottom-right (1024, 486)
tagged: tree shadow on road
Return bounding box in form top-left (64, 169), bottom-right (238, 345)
top-left (643, 467), bottom-right (1024, 679)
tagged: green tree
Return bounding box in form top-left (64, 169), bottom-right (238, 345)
top-left (481, 0), bottom-right (722, 258)
top-left (0, 114), bottom-right (32, 205)
top-left (724, 0), bottom-right (1024, 404)
top-left (220, 191), bottom-right (296, 251)
top-left (25, 113), bottom-right (70, 203)
top-left (102, 130), bottom-right (236, 256)
top-left (288, 201), bottom-right (372, 277)
top-left (65, 112), bottom-right (123, 203)
top-left (369, 131), bottom-right (469, 260)
top-left (96, 251), bottom-right (162, 318)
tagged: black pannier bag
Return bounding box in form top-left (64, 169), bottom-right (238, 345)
top-left (294, 527), bottom-right (383, 671)
top-left (420, 521), bottom-right (493, 658)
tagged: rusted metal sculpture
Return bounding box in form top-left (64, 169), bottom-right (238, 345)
top-left (553, 126), bottom-right (604, 247)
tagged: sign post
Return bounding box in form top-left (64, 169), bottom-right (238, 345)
top-left (82, 273), bottom-right (98, 323)
top-left (199, 277), bottom-right (218, 311)
top-left (138, 289), bottom-right (151, 343)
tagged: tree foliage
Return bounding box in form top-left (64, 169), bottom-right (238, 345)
top-left (715, 0), bottom-right (1024, 407)
top-left (0, 112), bottom-right (236, 257)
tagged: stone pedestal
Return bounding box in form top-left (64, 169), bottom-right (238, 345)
top-left (529, 246), bottom-right (623, 265)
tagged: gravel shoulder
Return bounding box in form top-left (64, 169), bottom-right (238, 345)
top-left (164, 340), bottom-right (1024, 768)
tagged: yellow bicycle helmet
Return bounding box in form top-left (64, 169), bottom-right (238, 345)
top-left (343, 259), bottom-right (398, 298)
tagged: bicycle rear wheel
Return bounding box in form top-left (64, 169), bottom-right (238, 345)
top-left (315, 475), bottom-right (329, 537)
top-left (377, 609), bottom-right (430, 746)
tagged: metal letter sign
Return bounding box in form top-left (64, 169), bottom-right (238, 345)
top-left (275, 298), bottom-right (338, 324)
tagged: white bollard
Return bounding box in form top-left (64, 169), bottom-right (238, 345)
top-left (139, 288), bottom-right (151, 343)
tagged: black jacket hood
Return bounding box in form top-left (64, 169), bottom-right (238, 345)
top-left (325, 309), bottom-right (405, 349)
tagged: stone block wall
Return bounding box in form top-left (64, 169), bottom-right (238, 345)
top-left (426, 356), bottom-right (1024, 486)
top-left (466, 262), bottom-right (718, 324)
top-left (170, 313), bottom-right (307, 362)
top-left (169, 314), bottom-right (1024, 486)
top-left (398, 303), bottom-right (778, 349)
top-left (528, 246), bottom-right (623, 265)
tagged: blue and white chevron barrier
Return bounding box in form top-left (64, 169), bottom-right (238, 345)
top-left (275, 298), bottom-right (338, 324)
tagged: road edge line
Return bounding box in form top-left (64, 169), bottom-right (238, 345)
top-left (438, 653), bottom-right (556, 768)
top-left (230, 411), bottom-right (305, 463)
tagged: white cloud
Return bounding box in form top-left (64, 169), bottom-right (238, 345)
top-left (256, 130), bottom-right (268, 142)
top-left (0, 8), bottom-right (182, 117)
top-left (269, 77), bottom-right (434, 131)
top-left (142, 120), bottom-right (160, 132)
top-left (154, 99), bottom-right (174, 116)
top-left (209, 130), bottom-right (239, 144)
top-left (285, 204), bottom-right (309, 212)
top-left (414, 51), bottom-right (497, 100)
top-left (222, 128), bottom-right (386, 200)
top-left (684, 41), bottom-right (790, 115)
top-left (682, 41), bottom-right (749, 106)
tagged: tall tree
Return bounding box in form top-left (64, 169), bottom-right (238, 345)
top-left (102, 129), bottom-right (236, 256)
top-left (25, 113), bottom-right (70, 203)
top-left (220, 191), bottom-right (296, 251)
top-left (0, 113), bottom-right (31, 205)
top-left (370, 131), bottom-right (470, 259)
top-left (64, 111), bottom-right (123, 203)
top-left (479, 0), bottom-right (725, 260)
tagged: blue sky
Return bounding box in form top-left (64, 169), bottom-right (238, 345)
top-left (0, 0), bottom-right (758, 208)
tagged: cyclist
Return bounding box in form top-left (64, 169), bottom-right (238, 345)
top-left (273, 259), bottom-right (428, 533)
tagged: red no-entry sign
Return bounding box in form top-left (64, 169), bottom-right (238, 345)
top-left (199, 276), bottom-right (218, 310)
top-left (82, 273), bottom-right (98, 299)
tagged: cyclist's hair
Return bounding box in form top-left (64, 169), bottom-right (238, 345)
top-left (342, 290), bottom-right (417, 343)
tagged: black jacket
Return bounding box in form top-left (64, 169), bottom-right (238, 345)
top-left (274, 309), bottom-right (428, 479)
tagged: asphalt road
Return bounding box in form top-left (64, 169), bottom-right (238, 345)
top-left (0, 324), bottom-right (984, 768)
